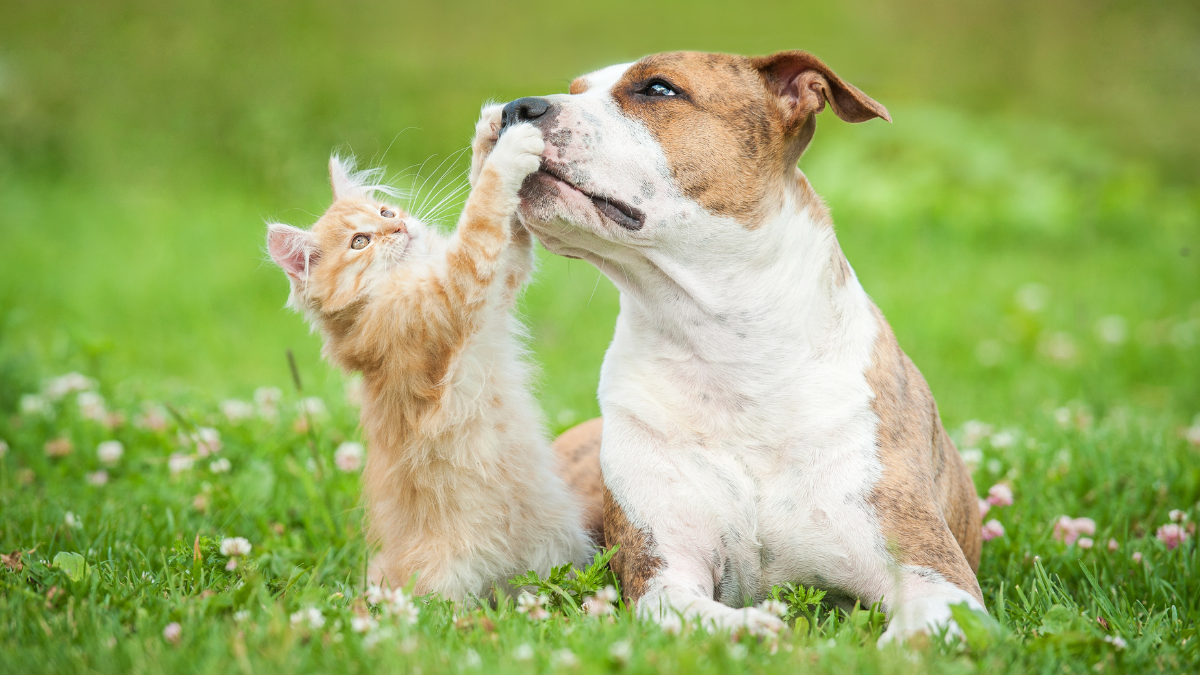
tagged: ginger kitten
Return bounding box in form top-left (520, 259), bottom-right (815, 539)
top-left (266, 112), bottom-right (594, 600)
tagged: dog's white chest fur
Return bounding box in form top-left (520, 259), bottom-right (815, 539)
top-left (596, 202), bottom-right (893, 606)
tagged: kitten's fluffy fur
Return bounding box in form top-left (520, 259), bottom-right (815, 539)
top-left (267, 111), bottom-right (593, 599)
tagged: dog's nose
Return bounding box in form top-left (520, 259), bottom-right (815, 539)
top-left (500, 97), bottom-right (551, 133)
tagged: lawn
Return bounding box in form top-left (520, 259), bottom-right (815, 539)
top-left (1, 1), bottom-right (1199, 673)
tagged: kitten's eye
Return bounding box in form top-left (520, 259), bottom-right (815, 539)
top-left (350, 234), bottom-right (371, 250)
top-left (643, 81), bottom-right (677, 97)
top-left (380, 208), bottom-right (396, 218)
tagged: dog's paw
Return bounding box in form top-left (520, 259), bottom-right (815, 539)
top-left (485, 123), bottom-right (544, 193)
top-left (876, 609), bottom-right (962, 649)
top-left (714, 607), bottom-right (785, 638)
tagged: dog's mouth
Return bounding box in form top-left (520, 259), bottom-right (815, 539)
top-left (536, 161), bottom-right (645, 231)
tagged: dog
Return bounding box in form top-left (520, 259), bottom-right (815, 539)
top-left (512, 50), bottom-right (984, 644)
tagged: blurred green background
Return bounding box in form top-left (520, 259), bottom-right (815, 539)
top-left (1, 0), bottom-right (1197, 427)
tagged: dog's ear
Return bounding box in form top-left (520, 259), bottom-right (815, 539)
top-left (751, 51), bottom-right (890, 149)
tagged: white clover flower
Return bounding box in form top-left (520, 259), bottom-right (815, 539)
top-left (1186, 421), bottom-right (1200, 447)
top-left (462, 649), bottom-right (481, 669)
top-left (1169, 509), bottom-right (1187, 523)
top-left (550, 649), bottom-right (578, 668)
top-left (989, 430), bottom-right (1017, 449)
top-left (960, 420), bottom-right (993, 447)
top-left (290, 607), bottom-right (325, 629)
top-left (162, 622), bottom-right (182, 644)
top-left (608, 640), bottom-right (632, 664)
top-left (77, 391), bottom-right (107, 421)
top-left (517, 592), bottom-right (550, 620)
top-left (334, 442), bottom-right (364, 472)
top-left (45, 372), bottom-right (96, 400)
top-left (209, 458), bottom-right (232, 474)
top-left (1095, 315), bottom-right (1128, 345)
top-left (757, 599), bottom-right (788, 618)
top-left (254, 388), bottom-right (282, 422)
top-left (594, 585), bottom-right (618, 604)
top-left (220, 399), bottom-right (254, 423)
top-left (193, 427), bottom-right (221, 457)
top-left (513, 643), bottom-right (534, 661)
top-left (392, 601), bottom-right (420, 626)
top-left (959, 448), bottom-right (983, 469)
top-left (86, 470), bottom-right (109, 486)
top-left (220, 537), bottom-right (252, 557)
top-left (135, 404), bottom-right (169, 431)
top-left (97, 440), bottom-right (124, 465)
top-left (298, 397), bottom-right (327, 417)
top-left (1104, 635), bottom-right (1127, 649)
top-left (1015, 283), bottom-right (1049, 313)
top-left (365, 583), bottom-right (385, 606)
top-left (233, 610), bottom-right (250, 623)
top-left (0, 439), bottom-right (8, 457)
top-left (64, 511), bottom-right (82, 529)
top-left (1040, 331), bottom-right (1078, 364)
top-left (168, 453), bottom-right (194, 474)
top-left (350, 615), bottom-right (377, 633)
top-left (1054, 407), bottom-right (1072, 427)
top-left (584, 596), bottom-right (614, 617)
top-left (20, 394), bottom-right (51, 416)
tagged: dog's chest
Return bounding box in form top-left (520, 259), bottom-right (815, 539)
top-left (694, 419), bottom-right (885, 603)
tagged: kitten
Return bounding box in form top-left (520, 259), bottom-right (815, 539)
top-left (266, 111), bottom-right (596, 600)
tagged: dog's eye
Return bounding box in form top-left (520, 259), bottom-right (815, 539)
top-left (350, 234), bottom-right (371, 250)
top-left (644, 81), bottom-right (677, 97)
top-left (380, 208), bottom-right (396, 218)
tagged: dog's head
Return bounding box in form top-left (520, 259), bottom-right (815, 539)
top-left (509, 51), bottom-right (888, 262)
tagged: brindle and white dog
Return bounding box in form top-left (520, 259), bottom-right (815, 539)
top-left (502, 50), bottom-right (983, 644)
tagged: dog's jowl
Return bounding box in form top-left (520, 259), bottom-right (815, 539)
top-left (520, 50), bottom-right (983, 644)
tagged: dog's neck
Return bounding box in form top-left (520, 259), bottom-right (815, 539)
top-left (595, 171), bottom-right (874, 366)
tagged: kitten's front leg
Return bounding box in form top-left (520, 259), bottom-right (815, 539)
top-left (447, 123), bottom-right (543, 305)
top-left (468, 104), bottom-right (504, 188)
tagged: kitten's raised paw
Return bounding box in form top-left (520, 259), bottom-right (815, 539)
top-left (486, 123), bottom-right (544, 193)
top-left (469, 104), bottom-right (505, 186)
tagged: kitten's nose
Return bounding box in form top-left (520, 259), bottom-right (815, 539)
top-left (392, 223), bottom-right (407, 235)
top-left (500, 97), bottom-right (551, 134)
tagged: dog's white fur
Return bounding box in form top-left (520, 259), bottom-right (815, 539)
top-left (516, 60), bottom-right (983, 642)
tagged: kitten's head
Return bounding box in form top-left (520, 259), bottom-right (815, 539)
top-left (267, 156), bottom-right (431, 316)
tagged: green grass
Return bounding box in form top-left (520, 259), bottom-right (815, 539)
top-left (2, 0), bottom-right (1199, 672)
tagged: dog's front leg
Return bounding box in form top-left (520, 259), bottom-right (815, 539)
top-left (599, 415), bottom-right (783, 636)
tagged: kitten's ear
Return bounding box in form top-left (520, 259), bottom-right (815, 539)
top-left (267, 223), bottom-right (319, 281)
top-left (329, 156), bottom-right (359, 201)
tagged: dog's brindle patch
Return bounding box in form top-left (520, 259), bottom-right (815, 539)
top-left (601, 51), bottom-right (887, 227)
top-left (603, 485), bottom-right (665, 602)
top-left (551, 417), bottom-right (605, 543)
top-left (864, 305), bottom-right (984, 603)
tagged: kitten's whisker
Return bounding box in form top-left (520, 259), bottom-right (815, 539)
top-left (412, 149), bottom-right (469, 219)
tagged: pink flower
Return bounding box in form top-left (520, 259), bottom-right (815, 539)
top-left (1107, 539), bottom-right (1119, 552)
top-left (978, 499), bottom-right (991, 518)
top-left (1053, 516), bottom-right (1096, 545)
top-left (334, 442), bottom-right (364, 472)
top-left (981, 519), bottom-right (1005, 541)
top-left (1156, 524), bottom-right (1189, 550)
top-left (986, 483), bottom-right (1014, 507)
top-left (162, 622), bottom-right (182, 645)
top-left (1078, 537), bottom-right (1094, 549)
top-left (1131, 552), bottom-right (1143, 564)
